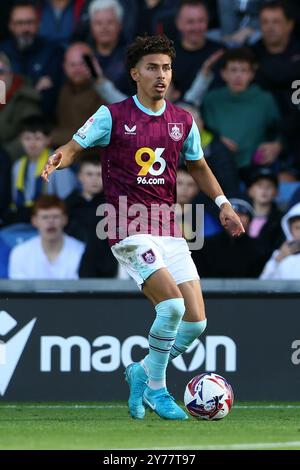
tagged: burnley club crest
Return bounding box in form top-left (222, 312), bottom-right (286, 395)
top-left (141, 249), bottom-right (156, 264)
top-left (168, 123), bottom-right (183, 141)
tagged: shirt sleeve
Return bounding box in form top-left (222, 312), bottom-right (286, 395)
top-left (182, 118), bottom-right (204, 161)
top-left (72, 105), bottom-right (112, 148)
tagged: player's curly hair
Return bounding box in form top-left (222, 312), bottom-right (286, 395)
top-left (127, 35), bottom-right (176, 72)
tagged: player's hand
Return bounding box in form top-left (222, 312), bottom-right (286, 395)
top-left (219, 203), bottom-right (245, 237)
top-left (41, 152), bottom-right (63, 182)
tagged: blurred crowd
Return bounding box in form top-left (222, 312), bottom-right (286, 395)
top-left (1, 0), bottom-right (300, 280)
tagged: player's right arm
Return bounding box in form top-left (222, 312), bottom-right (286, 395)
top-left (41, 139), bottom-right (82, 182)
top-left (41, 105), bottom-right (112, 183)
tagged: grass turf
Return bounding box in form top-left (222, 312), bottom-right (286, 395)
top-left (0, 402), bottom-right (300, 450)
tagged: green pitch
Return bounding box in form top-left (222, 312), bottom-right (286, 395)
top-left (0, 402), bottom-right (300, 450)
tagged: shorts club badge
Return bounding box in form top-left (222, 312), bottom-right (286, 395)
top-left (141, 249), bottom-right (156, 264)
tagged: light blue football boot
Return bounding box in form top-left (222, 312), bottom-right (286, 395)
top-left (143, 386), bottom-right (188, 420)
top-left (125, 363), bottom-right (148, 419)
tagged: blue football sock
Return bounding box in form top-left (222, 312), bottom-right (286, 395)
top-left (169, 319), bottom-right (207, 361)
top-left (143, 298), bottom-right (185, 390)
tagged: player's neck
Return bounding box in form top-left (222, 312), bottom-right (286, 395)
top-left (136, 92), bottom-right (165, 113)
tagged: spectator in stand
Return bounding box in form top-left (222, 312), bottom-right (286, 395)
top-left (75, 0), bottom-right (180, 44)
top-left (208, 0), bottom-right (264, 46)
top-left (0, 52), bottom-right (42, 160)
top-left (202, 48), bottom-right (282, 182)
top-left (121, 0), bottom-right (180, 42)
top-left (74, 158), bottom-right (119, 278)
top-left (251, 1), bottom-right (300, 175)
top-left (38, 0), bottom-right (86, 48)
top-left (0, 147), bottom-right (12, 227)
top-left (260, 202), bottom-right (300, 279)
top-left (65, 156), bottom-right (104, 242)
top-left (247, 167), bottom-right (284, 254)
top-left (172, 0), bottom-right (223, 98)
top-left (8, 195), bottom-right (85, 279)
top-left (8, 116), bottom-right (77, 224)
top-left (88, 0), bottom-right (132, 95)
top-left (175, 165), bottom-right (200, 241)
top-left (193, 198), bottom-right (270, 277)
top-left (0, 0), bottom-right (64, 115)
top-left (50, 42), bottom-right (105, 148)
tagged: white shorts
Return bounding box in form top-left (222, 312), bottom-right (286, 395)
top-left (111, 234), bottom-right (199, 289)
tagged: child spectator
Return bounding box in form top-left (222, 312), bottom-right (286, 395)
top-left (65, 156), bottom-right (105, 242)
top-left (202, 48), bottom-right (282, 181)
top-left (247, 167), bottom-right (283, 254)
top-left (176, 165), bottom-right (200, 241)
top-left (8, 195), bottom-right (85, 279)
top-left (260, 202), bottom-right (300, 279)
top-left (9, 116), bottom-right (77, 224)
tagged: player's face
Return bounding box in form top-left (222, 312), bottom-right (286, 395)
top-left (20, 131), bottom-right (50, 159)
top-left (78, 163), bottom-right (103, 195)
top-left (132, 54), bottom-right (172, 101)
top-left (260, 8), bottom-right (294, 48)
top-left (90, 8), bottom-right (121, 46)
top-left (290, 220), bottom-right (300, 241)
top-left (32, 208), bottom-right (67, 242)
top-left (221, 61), bottom-right (254, 93)
top-left (248, 179), bottom-right (277, 205)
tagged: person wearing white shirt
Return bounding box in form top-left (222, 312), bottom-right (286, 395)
top-left (260, 202), bottom-right (300, 280)
top-left (8, 195), bottom-right (85, 279)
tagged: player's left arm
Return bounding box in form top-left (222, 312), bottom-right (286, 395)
top-left (186, 158), bottom-right (245, 237)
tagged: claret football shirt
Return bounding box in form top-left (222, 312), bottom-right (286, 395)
top-left (73, 95), bottom-right (203, 245)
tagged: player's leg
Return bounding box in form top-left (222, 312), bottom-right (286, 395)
top-left (161, 238), bottom-right (207, 361)
top-left (169, 280), bottom-right (207, 362)
top-left (140, 268), bottom-right (188, 420)
top-left (113, 237), bottom-right (186, 419)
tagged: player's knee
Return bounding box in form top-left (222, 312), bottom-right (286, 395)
top-left (156, 298), bottom-right (185, 324)
top-left (170, 298), bottom-right (185, 322)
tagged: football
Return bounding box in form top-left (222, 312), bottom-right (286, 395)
top-left (184, 373), bottom-right (234, 420)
